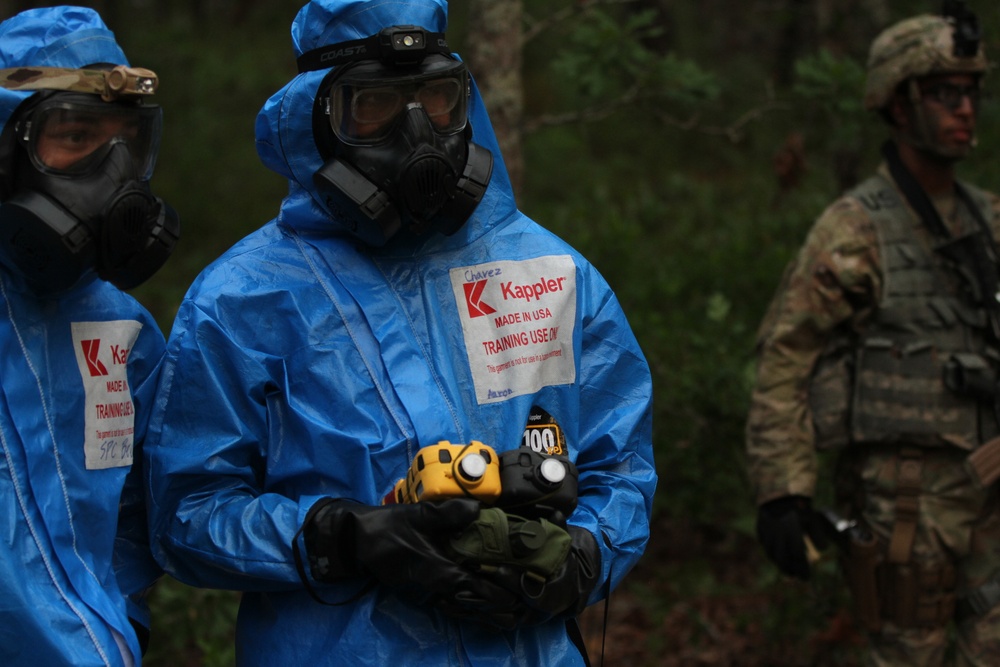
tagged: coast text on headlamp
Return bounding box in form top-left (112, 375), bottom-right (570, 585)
top-left (296, 25), bottom-right (453, 73)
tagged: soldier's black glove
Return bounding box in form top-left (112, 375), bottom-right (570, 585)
top-left (301, 497), bottom-right (524, 620)
top-left (755, 495), bottom-right (828, 581)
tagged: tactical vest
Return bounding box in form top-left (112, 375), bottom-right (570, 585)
top-left (810, 174), bottom-right (1000, 451)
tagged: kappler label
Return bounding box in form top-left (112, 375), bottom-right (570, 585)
top-left (72, 320), bottom-right (143, 470)
top-left (451, 256), bottom-right (576, 404)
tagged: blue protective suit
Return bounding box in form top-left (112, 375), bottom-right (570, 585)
top-left (0, 9), bottom-right (165, 666)
top-left (144, 1), bottom-right (656, 665)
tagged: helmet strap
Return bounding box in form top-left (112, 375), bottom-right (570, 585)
top-left (905, 79), bottom-right (936, 153)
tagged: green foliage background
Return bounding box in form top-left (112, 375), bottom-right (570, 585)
top-left (27, 0), bottom-right (998, 664)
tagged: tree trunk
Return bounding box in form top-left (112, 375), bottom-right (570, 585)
top-left (465, 0), bottom-right (524, 199)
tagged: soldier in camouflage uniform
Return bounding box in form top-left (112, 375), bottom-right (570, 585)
top-left (746, 3), bottom-right (1000, 665)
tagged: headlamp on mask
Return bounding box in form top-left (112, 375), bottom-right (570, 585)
top-left (375, 26), bottom-right (447, 66)
top-left (297, 25), bottom-right (452, 73)
top-left (0, 65), bottom-right (157, 102)
top-left (326, 58), bottom-right (469, 145)
top-left (15, 93), bottom-right (161, 179)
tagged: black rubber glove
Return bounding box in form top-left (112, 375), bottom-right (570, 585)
top-left (755, 495), bottom-right (828, 581)
top-left (301, 497), bottom-right (526, 622)
top-left (472, 523), bottom-right (602, 625)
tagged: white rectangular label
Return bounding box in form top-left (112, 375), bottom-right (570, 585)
top-left (450, 256), bottom-right (576, 404)
top-left (71, 320), bottom-right (143, 470)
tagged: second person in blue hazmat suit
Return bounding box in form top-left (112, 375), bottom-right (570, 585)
top-left (0, 6), bottom-right (179, 666)
top-left (144, 1), bottom-right (656, 665)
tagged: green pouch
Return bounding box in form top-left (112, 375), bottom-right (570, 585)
top-left (450, 508), bottom-right (571, 579)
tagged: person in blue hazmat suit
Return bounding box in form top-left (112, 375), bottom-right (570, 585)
top-left (0, 6), bottom-right (180, 667)
top-left (144, 0), bottom-right (655, 665)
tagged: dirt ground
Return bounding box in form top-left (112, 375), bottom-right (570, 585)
top-left (577, 513), bottom-right (869, 667)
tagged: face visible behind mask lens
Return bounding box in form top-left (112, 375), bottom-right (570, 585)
top-left (328, 61), bottom-right (468, 145)
top-left (0, 92), bottom-right (178, 294)
top-left (20, 95), bottom-right (160, 178)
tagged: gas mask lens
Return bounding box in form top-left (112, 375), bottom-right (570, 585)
top-left (18, 94), bottom-right (161, 179)
top-left (330, 66), bottom-right (468, 145)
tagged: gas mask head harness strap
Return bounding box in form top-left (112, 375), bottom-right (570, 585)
top-left (0, 65), bottom-right (179, 294)
top-left (303, 26), bottom-right (493, 247)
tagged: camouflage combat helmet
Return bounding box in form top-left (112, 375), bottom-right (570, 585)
top-left (864, 9), bottom-right (988, 111)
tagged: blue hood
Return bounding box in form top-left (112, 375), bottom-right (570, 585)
top-left (254, 0), bottom-right (516, 249)
top-left (0, 6), bottom-right (130, 133)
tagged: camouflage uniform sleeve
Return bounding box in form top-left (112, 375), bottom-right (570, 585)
top-left (984, 189), bottom-right (1000, 244)
top-left (745, 195), bottom-right (880, 504)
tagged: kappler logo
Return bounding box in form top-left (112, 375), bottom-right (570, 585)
top-left (80, 339), bottom-right (108, 377)
top-left (464, 280), bottom-right (496, 318)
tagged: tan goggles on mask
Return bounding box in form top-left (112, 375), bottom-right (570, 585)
top-left (0, 65), bottom-right (157, 101)
top-left (328, 64), bottom-right (468, 145)
top-left (17, 94), bottom-right (162, 178)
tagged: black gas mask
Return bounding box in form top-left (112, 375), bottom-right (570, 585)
top-left (300, 26), bottom-right (493, 246)
top-left (0, 92), bottom-right (179, 294)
